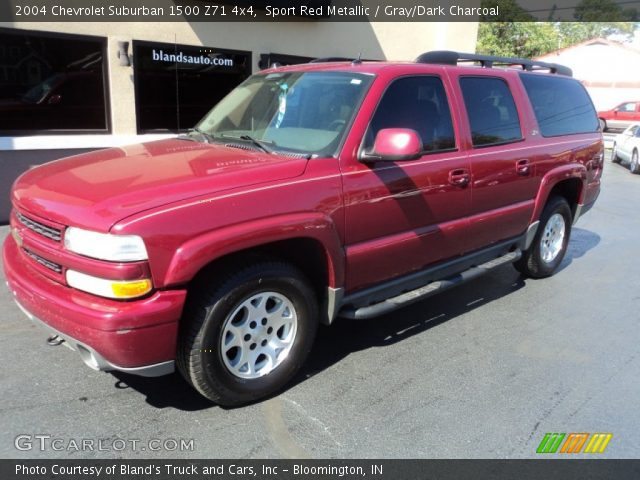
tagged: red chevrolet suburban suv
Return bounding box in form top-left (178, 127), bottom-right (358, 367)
top-left (3, 51), bottom-right (603, 406)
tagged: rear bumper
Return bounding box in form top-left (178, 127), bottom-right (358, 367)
top-left (3, 233), bottom-right (187, 375)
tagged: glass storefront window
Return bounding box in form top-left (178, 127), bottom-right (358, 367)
top-left (133, 41), bottom-right (251, 133)
top-left (0, 28), bottom-right (108, 134)
top-left (258, 53), bottom-right (313, 70)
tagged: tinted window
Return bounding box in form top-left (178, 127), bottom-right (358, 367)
top-left (460, 77), bottom-right (522, 147)
top-left (520, 73), bottom-right (599, 137)
top-left (364, 76), bottom-right (456, 153)
top-left (133, 42), bottom-right (251, 133)
top-left (0, 29), bottom-right (108, 134)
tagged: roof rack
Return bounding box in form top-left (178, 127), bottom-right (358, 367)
top-left (415, 50), bottom-right (573, 77)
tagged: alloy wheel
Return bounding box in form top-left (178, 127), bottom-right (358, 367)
top-left (540, 213), bottom-right (566, 264)
top-left (220, 291), bottom-right (298, 379)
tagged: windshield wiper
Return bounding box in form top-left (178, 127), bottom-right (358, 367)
top-left (240, 135), bottom-right (273, 154)
top-left (221, 134), bottom-right (275, 154)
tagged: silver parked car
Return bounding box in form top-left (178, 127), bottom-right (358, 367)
top-left (612, 123), bottom-right (640, 174)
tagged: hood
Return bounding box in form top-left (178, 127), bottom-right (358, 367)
top-left (12, 139), bottom-right (309, 231)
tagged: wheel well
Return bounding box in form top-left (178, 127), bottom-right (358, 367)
top-left (548, 178), bottom-right (582, 219)
top-left (189, 237), bottom-right (329, 308)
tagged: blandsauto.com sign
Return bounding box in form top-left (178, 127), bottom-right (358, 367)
top-left (152, 49), bottom-right (234, 66)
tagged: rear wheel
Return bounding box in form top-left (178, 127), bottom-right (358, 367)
top-left (177, 261), bottom-right (318, 406)
top-left (515, 196), bottom-right (572, 278)
top-left (631, 149), bottom-right (640, 174)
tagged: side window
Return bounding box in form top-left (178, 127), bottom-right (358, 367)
top-left (364, 76), bottom-right (456, 153)
top-left (619, 102), bottom-right (635, 112)
top-left (459, 76), bottom-right (522, 147)
top-left (519, 73), bottom-right (599, 137)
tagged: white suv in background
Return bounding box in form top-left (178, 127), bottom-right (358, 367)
top-left (612, 123), bottom-right (640, 174)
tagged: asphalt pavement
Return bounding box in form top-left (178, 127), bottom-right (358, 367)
top-left (1, 155), bottom-right (638, 459)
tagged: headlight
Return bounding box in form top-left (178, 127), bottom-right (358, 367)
top-left (66, 270), bottom-right (152, 299)
top-left (64, 227), bottom-right (148, 262)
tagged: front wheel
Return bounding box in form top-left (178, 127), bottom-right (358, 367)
top-left (514, 196), bottom-right (572, 278)
top-left (611, 143), bottom-right (621, 163)
top-left (177, 261), bottom-right (318, 406)
top-left (630, 150), bottom-right (640, 174)
top-left (599, 118), bottom-right (607, 132)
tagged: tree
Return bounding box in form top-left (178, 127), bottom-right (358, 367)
top-left (477, 23), bottom-right (560, 58)
top-left (556, 23), bottom-right (637, 45)
top-left (574, 0), bottom-right (637, 22)
top-left (477, 0), bottom-right (639, 58)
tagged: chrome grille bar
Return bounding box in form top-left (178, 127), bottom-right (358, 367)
top-left (16, 212), bottom-right (62, 242)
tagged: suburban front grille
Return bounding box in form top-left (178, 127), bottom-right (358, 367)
top-left (23, 248), bottom-right (63, 273)
top-left (16, 212), bottom-right (62, 242)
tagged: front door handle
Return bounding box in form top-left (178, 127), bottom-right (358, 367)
top-left (449, 169), bottom-right (470, 187)
top-left (516, 159), bottom-right (531, 176)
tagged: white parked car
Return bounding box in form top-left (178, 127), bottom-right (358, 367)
top-left (612, 123), bottom-right (640, 174)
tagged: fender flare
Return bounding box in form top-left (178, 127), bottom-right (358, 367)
top-left (530, 164), bottom-right (587, 224)
top-left (162, 212), bottom-right (344, 289)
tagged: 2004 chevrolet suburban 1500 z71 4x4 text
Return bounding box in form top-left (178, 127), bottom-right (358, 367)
top-left (3, 51), bottom-right (603, 406)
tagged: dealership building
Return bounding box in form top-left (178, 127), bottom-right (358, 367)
top-left (0, 19), bottom-right (478, 222)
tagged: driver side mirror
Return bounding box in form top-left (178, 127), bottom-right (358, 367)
top-left (359, 128), bottom-right (423, 163)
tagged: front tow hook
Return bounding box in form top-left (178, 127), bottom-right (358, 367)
top-left (46, 334), bottom-right (65, 346)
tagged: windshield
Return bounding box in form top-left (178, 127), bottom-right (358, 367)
top-left (195, 71), bottom-right (374, 157)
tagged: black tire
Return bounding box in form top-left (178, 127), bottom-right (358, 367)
top-left (514, 196), bottom-right (572, 279)
top-left (631, 149), bottom-right (640, 174)
top-left (177, 261), bottom-right (318, 406)
top-left (611, 143), bottom-right (621, 163)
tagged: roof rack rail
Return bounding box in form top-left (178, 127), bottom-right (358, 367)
top-left (415, 50), bottom-right (573, 77)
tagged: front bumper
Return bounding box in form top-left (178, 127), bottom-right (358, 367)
top-left (3, 234), bottom-right (187, 376)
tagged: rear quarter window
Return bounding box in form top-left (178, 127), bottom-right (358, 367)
top-left (519, 73), bottom-right (599, 137)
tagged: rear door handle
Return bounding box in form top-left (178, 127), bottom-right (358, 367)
top-left (449, 169), bottom-right (470, 187)
top-left (516, 159), bottom-right (531, 176)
